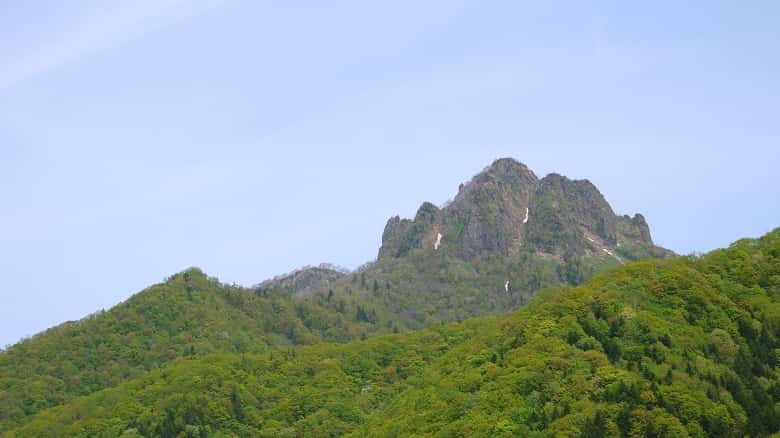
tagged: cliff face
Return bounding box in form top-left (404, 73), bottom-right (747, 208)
top-left (378, 158), bottom-right (670, 262)
top-left (447, 159), bottom-right (538, 259)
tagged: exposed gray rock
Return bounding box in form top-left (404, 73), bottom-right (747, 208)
top-left (378, 158), bottom-right (671, 262)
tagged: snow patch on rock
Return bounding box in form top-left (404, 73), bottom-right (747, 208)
top-left (523, 207), bottom-right (529, 224)
top-left (434, 233), bottom-right (442, 250)
top-left (602, 248), bottom-right (624, 264)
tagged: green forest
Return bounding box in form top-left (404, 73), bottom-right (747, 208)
top-left (0, 228), bottom-right (635, 433)
top-left (2, 228), bottom-right (778, 436)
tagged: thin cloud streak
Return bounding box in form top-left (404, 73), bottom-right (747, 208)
top-left (0, 0), bottom-right (222, 91)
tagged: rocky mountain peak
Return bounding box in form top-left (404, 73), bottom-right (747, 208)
top-left (453, 158), bottom-right (537, 202)
top-left (378, 159), bottom-right (671, 262)
top-left (474, 157), bottom-right (537, 183)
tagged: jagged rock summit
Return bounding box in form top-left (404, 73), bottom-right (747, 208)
top-left (379, 158), bottom-right (672, 262)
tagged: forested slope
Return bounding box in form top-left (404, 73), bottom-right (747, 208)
top-left (6, 228), bottom-right (778, 437)
top-left (0, 270), bottom-right (369, 432)
top-left (0, 241), bottom-right (618, 432)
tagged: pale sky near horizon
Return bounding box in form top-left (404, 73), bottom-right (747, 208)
top-left (1, 1), bottom-right (779, 347)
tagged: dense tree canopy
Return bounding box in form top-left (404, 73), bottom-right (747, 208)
top-left (0, 232), bottom-right (635, 433)
top-left (3, 228), bottom-right (779, 436)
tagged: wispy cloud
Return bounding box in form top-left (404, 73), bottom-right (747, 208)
top-left (0, 0), bottom-right (221, 91)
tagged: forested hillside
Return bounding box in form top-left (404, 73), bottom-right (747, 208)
top-left (0, 270), bottom-right (369, 432)
top-left (0, 248), bottom-right (609, 433)
top-left (6, 228), bottom-right (778, 437)
top-left (1, 159), bottom-right (673, 433)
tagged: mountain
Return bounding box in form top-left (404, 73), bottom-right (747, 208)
top-left (379, 158), bottom-right (671, 261)
top-left (293, 158), bottom-right (673, 332)
top-left (6, 228), bottom-right (778, 437)
top-left (0, 158), bottom-right (673, 433)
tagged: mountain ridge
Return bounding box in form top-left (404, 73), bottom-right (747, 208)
top-left (5, 227), bottom-right (778, 437)
top-left (255, 263), bottom-right (350, 296)
top-left (0, 158), bottom-right (676, 433)
top-left (379, 158), bottom-right (672, 262)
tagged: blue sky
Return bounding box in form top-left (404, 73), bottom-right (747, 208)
top-left (1, 1), bottom-right (779, 347)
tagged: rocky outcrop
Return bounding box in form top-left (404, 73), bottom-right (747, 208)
top-left (255, 264), bottom-right (348, 295)
top-left (446, 158), bottom-right (538, 259)
top-left (377, 216), bottom-right (414, 259)
top-left (616, 213), bottom-right (652, 244)
top-left (378, 158), bottom-right (670, 262)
